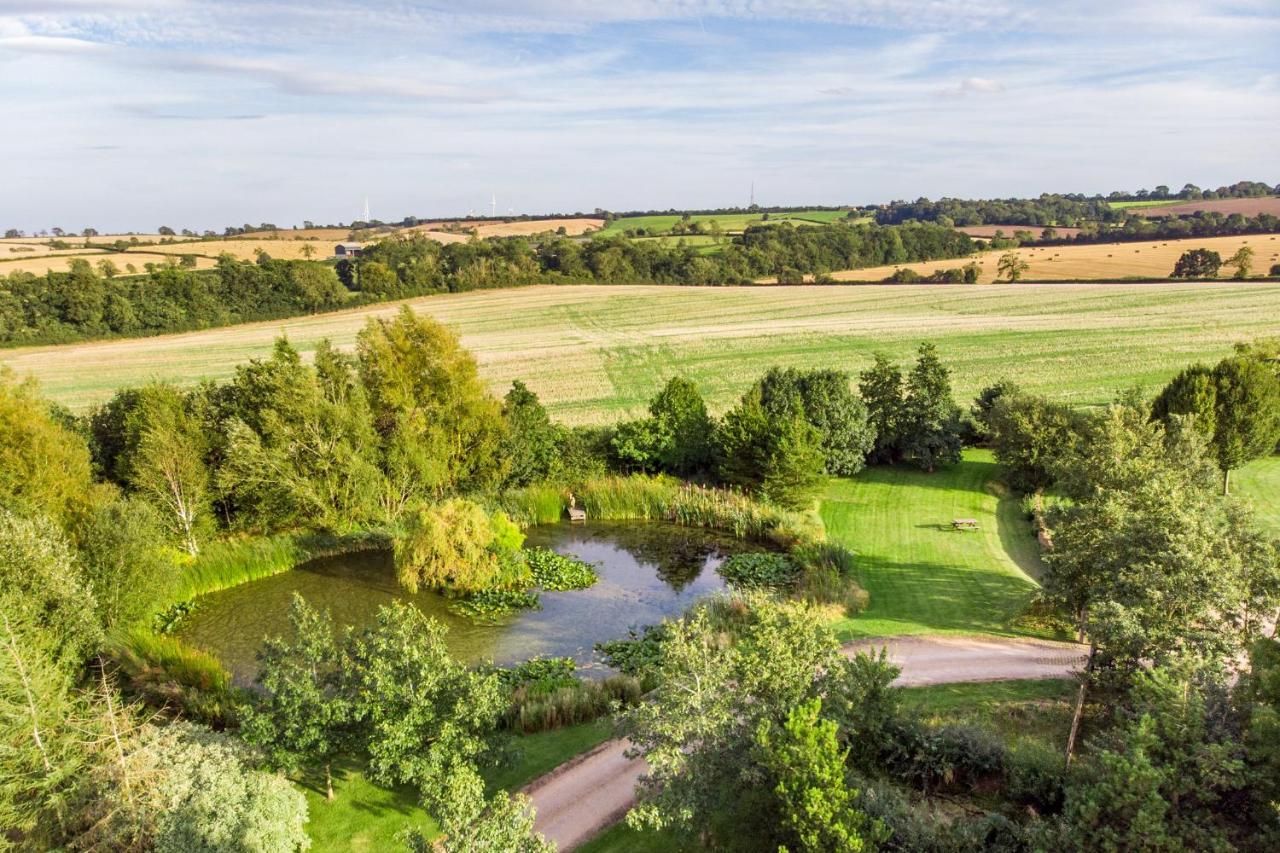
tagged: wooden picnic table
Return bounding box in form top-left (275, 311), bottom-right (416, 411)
top-left (952, 518), bottom-right (980, 530)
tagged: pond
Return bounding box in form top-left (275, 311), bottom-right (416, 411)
top-left (177, 521), bottom-right (756, 685)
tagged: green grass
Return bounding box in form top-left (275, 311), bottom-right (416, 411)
top-left (596, 209), bottom-right (854, 236)
top-left (902, 679), bottom-right (1076, 750)
top-left (9, 283), bottom-right (1280, 421)
top-left (302, 721), bottom-right (614, 852)
top-left (1107, 199), bottom-right (1185, 210)
top-left (820, 449), bottom-right (1047, 640)
top-left (1236, 455), bottom-right (1280, 535)
top-left (579, 823), bottom-right (689, 852)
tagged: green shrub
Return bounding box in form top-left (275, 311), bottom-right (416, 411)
top-left (717, 552), bottom-right (800, 589)
top-left (795, 566), bottom-right (868, 616)
top-left (791, 540), bottom-right (857, 576)
top-left (1005, 742), bottom-right (1067, 814)
top-left (526, 547), bottom-right (598, 590)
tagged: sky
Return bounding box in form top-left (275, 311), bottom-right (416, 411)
top-left (1, 1), bottom-right (1277, 233)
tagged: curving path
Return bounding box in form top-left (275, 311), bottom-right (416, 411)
top-left (525, 634), bottom-right (1087, 850)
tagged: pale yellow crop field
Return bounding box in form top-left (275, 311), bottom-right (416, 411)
top-left (470, 218), bottom-right (604, 238)
top-left (5, 282), bottom-right (1279, 422)
top-left (128, 239), bottom-right (329, 261)
top-left (829, 235), bottom-right (1279, 283)
top-left (1, 253), bottom-right (219, 275)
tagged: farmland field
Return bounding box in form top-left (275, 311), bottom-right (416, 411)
top-left (6, 281), bottom-right (1279, 420)
top-left (1130, 196), bottom-right (1280, 218)
top-left (1107, 199), bottom-right (1185, 210)
top-left (828, 234), bottom-right (1280, 283)
top-left (596, 209), bottom-right (855, 236)
top-left (0, 251), bottom-right (219, 275)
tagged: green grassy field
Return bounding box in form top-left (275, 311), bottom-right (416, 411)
top-left (1107, 199), bottom-right (1185, 210)
top-left (1236, 456), bottom-right (1280, 535)
top-left (821, 449), bottom-right (1047, 640)
top-left (7, 283), bottom-right (1280, 421)
top-left (596, 209), bottom-right (853, 236)
top-left (300, 720), bottom-right (612, 852)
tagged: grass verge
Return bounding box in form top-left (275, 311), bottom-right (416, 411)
top-left (1236, 455), bottom-right (1280, 536)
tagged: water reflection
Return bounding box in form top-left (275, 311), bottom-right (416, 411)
top-left (177, 522), bottom-right (754, 685)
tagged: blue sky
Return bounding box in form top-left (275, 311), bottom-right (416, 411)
top-left (1, 1), bottom-right (1277, 232)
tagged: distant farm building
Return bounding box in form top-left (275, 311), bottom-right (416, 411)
top-left (334, 242), bottom-right (364, 257)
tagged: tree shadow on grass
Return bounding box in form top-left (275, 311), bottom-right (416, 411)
top-left (848, 556), bottom-right (1039, 638)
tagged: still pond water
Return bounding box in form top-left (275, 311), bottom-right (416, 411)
top-left (178, 522), bottom-right (754, 684)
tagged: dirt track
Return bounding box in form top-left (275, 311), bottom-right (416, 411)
top-left (525, 634), bottom-right (1086, 850)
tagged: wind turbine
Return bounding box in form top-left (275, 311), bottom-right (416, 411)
top-left (491, 193), bottom-right (497, 218)
top-left (361, 197), bottom-right (370, 223)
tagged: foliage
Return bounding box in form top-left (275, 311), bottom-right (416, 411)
top-left (241, 594), bottom-right (354, 800)
top-left (501, 381), bottom-right (562, 487)
top-left (1225, 245), bottom-right (1254, 278)
top-left (525, 546), bottom-right (599, 590)
top-left (987, 391), bottom-right (1085, 490)
top-left (755, 367), bottom-right (874, 476)
top-left (1152, 355), bottom-right (1280, 493)
top-left (858, 354), bottom-right (905, 464)
top-left (345, 601), bottom-right (506, 790)
top-left (717, 552), bottom-right (801, 589)
top-left (1045, 406), bottom-right (1274, 675)
top-left (596, 623), bottom-right (670, 681)
top-left (0, 371), bottom-right (96, 530)
top-left (716, 387), bottom-right (827, 509)
top-left (0, 508), bottom-right (102, 661)
top-left (622, 595), bottom-right (848, 847)
top-left (755, 697), bottom-right (887, 853)
top-left (395, 499), bottom-right (516, 594)
top-left (1171, 247), bottom-right (1222, 278)
top-left (1059, 665), bottom-right (1248, 852)
top-left (409, 765), bottom-right (552, 853)
top-left (997, 251), bottom-right (1030, 282)
top-left (139, 723), bottom-right (312, 853)
top-left (118, 383), bottom-right (212, 554)
top-left (77, 495), bottom-right (178, 629)
top-left (357, 306), bottom-right (506, 496)
top-left (900, 343), bottom-right (963, 471)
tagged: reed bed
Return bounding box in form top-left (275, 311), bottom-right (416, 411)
top-left (174, 529), bottom-right (392, 605)
top-left (501, 475), bottom-right (825, 548)
top-left (505, 675), bottom-right (642, 734)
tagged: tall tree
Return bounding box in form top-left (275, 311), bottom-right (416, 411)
top-left (500, 381), bottom-right (561, 487)
top-left (1210, 356), bottom-right (1280, 494)
top-left (756, 367), bottom-right (874, 476)
top-left (357, 307), bottom-right (506, 496)
top-left (648, 376), bottom-right (714, 475)
top-left (242, 595), bottom-right (353, 801)
top-left (716, 388), bottom-right (825, 509)
top-left (859, 354), bottom-right (905, 464)
top-left (124, 385), bottom-right (210, 555)
top-left (901, 343), bottom-right (963, 471)
top-left (755, 698), bottom-right (886, 853)
top-left (345, 601), bottom-right (505, 791)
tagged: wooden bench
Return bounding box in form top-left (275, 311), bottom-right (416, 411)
top-left (952, 518), bottom-right (979, 531)
top-left (567, 506), bottom-right (587, 523)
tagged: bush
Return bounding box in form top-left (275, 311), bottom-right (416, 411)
top-left (717, 552), bottom-right (800, 589)
top-left (795, 565), bottom-right (868, 617)
top-left (1005, 742), bottom-right (1068, 814)
top-left (525, 547), bottom-right (598, 590)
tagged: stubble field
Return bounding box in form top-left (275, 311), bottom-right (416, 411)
top-left (4, 282), bottom-right (1279, 421)
top-left (828, 234), bottom-right (1279, 283)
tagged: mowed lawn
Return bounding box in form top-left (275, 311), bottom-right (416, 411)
top-left (1237, 455), bottom-right (1280, 536)
top-left (821, 449), bottom-right (1046, 639)
top-left (6, 282), bottom-right (1280, 421)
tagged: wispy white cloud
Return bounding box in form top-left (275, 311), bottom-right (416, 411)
top-left (0, 1), bottom-right (1276, 231)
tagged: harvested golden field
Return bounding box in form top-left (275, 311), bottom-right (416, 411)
top-left (1133, 197), bottom-right (1280, 218)
top-left (83, 233), bottom-right (164, 244)
top-left (1, 253), bottom-right (219, 276)
top-left (830, 235), bottom-right (1279, 283)
top-left (128, 239), bottom-right (330, 261)
top-left (471, 218), bottom-right (603, 238)
top-left (1, 243), bottom-right (103, 259)
top-left (5, 282), bottom-right (1279, 421)
top-left (244, 227), bottom-right (353, 241)
top-left (957, 225), bottom-right (1082, 239)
